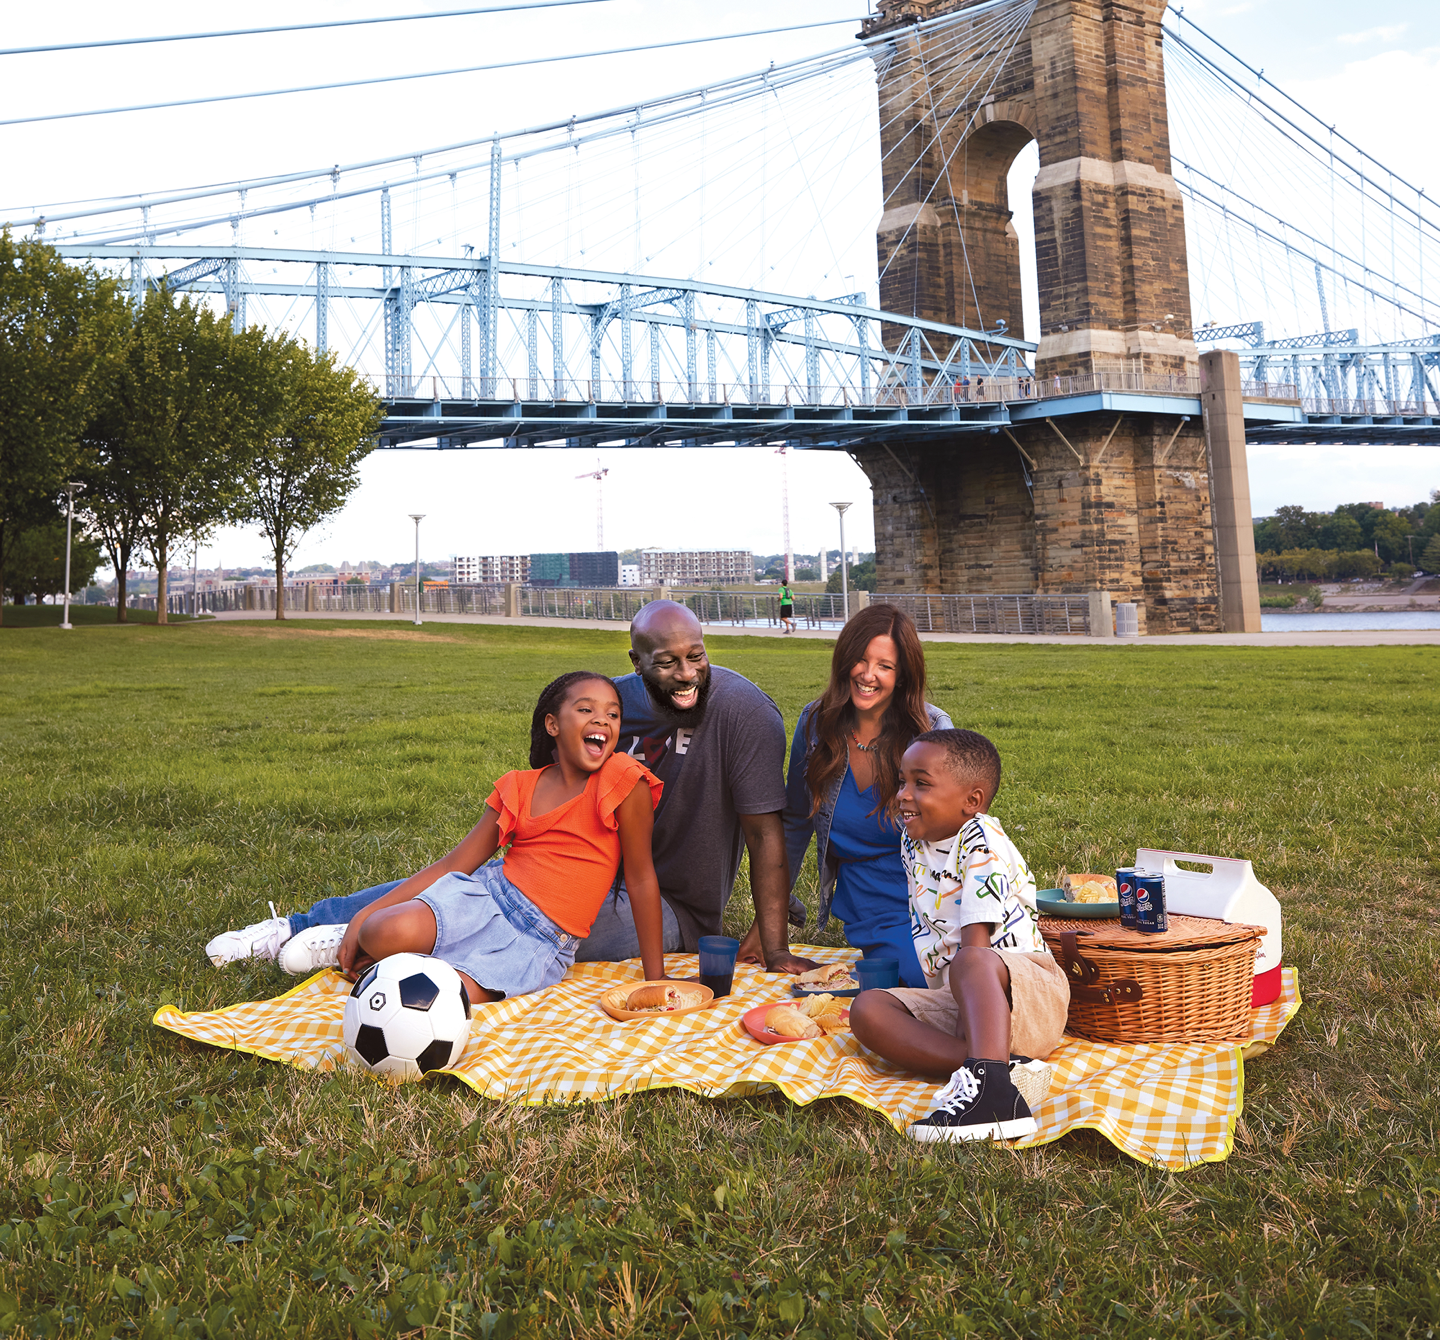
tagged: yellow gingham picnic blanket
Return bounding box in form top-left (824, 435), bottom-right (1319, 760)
top-left (154, 948), bottom-right (1301, 1171)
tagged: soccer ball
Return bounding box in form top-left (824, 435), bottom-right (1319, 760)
top-left (342, 953), bottom-right (472, 1082)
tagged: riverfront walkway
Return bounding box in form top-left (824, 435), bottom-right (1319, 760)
top-left (206, 610), bottom-right (1440, 647)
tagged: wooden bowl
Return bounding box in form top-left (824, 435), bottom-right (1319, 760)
top-left (598, 980), bottom-right (714, 1022)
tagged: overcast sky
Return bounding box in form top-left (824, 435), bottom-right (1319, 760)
top-left (4, 0), bottom-right (1436, 571)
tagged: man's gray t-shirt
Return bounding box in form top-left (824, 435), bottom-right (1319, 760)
top-left (614, 665), bottom-right (787, 948)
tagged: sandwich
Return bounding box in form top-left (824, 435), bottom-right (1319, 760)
top-left (763, 1005), bottom-right (823, 1040)
top-left (794, 962), bottom-right (859, 991)
top-left (625, 983), bottom-right (703, 1013)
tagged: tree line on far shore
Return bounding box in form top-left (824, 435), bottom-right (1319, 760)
top-left (1254, 495), bottom-right (1440, 583)
top-left (0, 230), bottom-right (383, 625)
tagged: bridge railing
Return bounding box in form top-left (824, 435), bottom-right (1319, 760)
top-left (1241, 380), bottom-right (1300, 401)
top-left (870, 592), bottom-right (1094, 635)
top-left (1301, 396), bottom-right (1434, 417)
top-left (376, 369), bottom-right (1208, 410)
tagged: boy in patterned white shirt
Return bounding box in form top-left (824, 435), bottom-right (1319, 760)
top-left (850, 729), bottom-right (1069, 1143)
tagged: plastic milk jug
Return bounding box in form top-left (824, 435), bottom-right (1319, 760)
top-left (1134, 849), bottom-right (1284, 1007)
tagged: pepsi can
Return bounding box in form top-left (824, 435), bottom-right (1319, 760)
top-left (1116, 867), bottom-right (1140, 930)
top-left (1134, 871), bottom-right (1168, 933)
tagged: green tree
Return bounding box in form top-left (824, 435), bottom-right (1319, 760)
top-left (79, 400), bottom-right (147, 621)
top-left (1330, 549), bottom-right (1381, 579)
top-left (0, 230), bottom-right (130, 625)
top-left (99, 289), bottom-right (254, 624)
top-left (1335, 502), bottom-right (1385, 545)
top-left (1270, 504), bottom-right (1318, 549)
top-left (230, 337), bottom-right (383, 619)
top-left (1253, 519), bottom-right (1284, 553)
top-left (1420, 534), bottom-right (1440, 573)
top-left (1371, 512), bottom-right (1410, 563)
top-left (1419, 494), bottom-right (1440, 542)
top-left (1, 515), bottom-right (102, 605)
top-left (1315, 511), bottom-right (1365, 551)
top-left (825, 558), bottom-right (877, 593)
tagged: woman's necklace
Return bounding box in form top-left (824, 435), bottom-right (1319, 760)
top-left (851, 728), bottom-right (880, 754)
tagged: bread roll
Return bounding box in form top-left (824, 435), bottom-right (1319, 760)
top-left (625, 983), bottom-right (698, 1012)
top-left (764, 1006), bottom-right (822, 1039)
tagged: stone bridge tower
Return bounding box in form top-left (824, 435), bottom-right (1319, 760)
top-left (856, 0), bottom-right (1226, 634)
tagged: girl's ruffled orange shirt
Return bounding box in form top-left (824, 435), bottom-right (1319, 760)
top-left (486, 752), bottom-right (663, 937)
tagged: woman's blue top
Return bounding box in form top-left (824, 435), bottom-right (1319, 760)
top-left (826, 767), bottom-right (925, 988)
top-left (782, 699), bottom-right (952, 990)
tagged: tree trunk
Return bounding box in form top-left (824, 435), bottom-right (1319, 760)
top-left (275, 552), bottom-right (285, 620)
top-left (155, 541), bottom-right (169, 625)
top-left (104, 538), bottom-right (131, 623)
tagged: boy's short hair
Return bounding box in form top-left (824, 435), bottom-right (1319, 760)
top-left (912, 728), bottom-right (1002, 808)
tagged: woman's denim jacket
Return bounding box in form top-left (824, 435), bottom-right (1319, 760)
top-left (782, 700), bottom-right (953, 931)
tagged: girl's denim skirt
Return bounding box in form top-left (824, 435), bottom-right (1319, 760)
top-left (417, 864), bottom-right (580, 999)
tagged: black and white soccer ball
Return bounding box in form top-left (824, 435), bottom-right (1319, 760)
top-left (342, 953), bottom-right (472, 1082)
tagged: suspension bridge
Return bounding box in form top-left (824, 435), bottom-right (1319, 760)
top-left (7, 0), bottom-right (1440, 630)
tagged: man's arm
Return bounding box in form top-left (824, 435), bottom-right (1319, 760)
top-left (737, 810), bottom-right (820, 974)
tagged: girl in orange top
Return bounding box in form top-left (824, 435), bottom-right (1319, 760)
top-left (336, 671), bottom-right (665, 1004)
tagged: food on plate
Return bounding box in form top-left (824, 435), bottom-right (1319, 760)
top-left (1061, 872), bottom-right (1117, 904)
top-left (763, 1005), bottom-right (823, 1040)
top-left (797, 993), bottom-right (850, 1033)
top-left (794, 962), bottom-right (859, 991)
top-left (625, 983), bottom-right (703, 1013)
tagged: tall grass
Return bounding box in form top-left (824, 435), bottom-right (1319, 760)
top-left (0, 621), bottom-right (1437, 1338)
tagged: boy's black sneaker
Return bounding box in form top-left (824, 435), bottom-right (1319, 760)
top-left (907, 1058), bottom-right (1038, 1144)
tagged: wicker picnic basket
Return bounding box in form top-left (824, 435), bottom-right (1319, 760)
top-left (1040, 914), bottom-right (1264, 1044)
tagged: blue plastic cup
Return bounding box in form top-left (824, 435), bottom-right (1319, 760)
top-left (696, 935), bottom-right (740, 997)
top-left (854, 957), bottom-right (901, 991)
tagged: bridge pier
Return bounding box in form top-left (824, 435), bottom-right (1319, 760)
top-left (857, 410), bottom-right (1223, 633)
top-left (864, 0), bottom-right (1230, 631)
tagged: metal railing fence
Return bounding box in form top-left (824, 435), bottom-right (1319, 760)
top-left (870, 592), bottom-right (1093, 635)
top-left (140, 583), bottom-right (1099, 634)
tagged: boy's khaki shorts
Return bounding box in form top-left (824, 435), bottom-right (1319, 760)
top-left (884, 950), bottom-right (1071, 1060)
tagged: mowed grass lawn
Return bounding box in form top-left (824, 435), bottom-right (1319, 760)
top-left (1, 618), bottom-right (1437, 1340)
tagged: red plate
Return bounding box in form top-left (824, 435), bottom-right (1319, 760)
top-left (741, 1001), bottom-right (848, 1045)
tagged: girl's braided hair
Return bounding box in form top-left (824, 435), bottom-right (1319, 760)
top-left (528, 670), bottom-right (620, 767)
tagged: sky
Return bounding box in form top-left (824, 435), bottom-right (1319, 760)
top-left (3, 0), bottom-right (1437, 572)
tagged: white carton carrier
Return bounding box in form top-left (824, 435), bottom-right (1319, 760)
top-left (1134, 849), bottom-right (1284, 1007)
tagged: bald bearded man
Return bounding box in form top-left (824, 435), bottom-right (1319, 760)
top-left (206, 601), bottom-right (816, 976)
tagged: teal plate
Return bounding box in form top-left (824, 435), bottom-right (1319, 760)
top-left (1035, 887), bottom-right (1121, 920)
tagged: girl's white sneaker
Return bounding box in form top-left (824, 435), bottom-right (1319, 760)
top-left (205, 903), bottom-right (291, 967)
top-left (278, 924), bottom-right (348, 975)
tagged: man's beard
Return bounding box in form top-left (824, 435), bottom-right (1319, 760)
top-left (641, 667), bottom-right (712, 728)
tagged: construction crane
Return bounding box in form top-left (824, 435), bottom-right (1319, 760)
top-left (575, 458), bottom-right (609, 550)
top-left (774, 445), bottom-right (792, 584)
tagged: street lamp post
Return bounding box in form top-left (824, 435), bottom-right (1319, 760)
top-left (409, 514), bottom-right (425, 626)
top-left (830, 502), bottom-right (852, 622)
top-left (59, 481), bottom-right (83, 631)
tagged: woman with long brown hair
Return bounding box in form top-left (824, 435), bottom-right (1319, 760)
top-left (781, 604), bottom-right (951, 987)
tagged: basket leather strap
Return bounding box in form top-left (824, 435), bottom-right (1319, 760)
top-left (1056, 931), bottom-right (1144, 1007)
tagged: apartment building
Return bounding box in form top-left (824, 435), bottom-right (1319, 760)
top-left (453, 555), bottom-right (531, 584)
top-left (638, 549), bottom-right (755, 586)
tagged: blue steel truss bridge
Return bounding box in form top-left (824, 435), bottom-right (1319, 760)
top-left (22, 0), bottom-right (1440, 451)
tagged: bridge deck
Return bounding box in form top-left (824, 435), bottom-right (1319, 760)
top-left (379, 388), bottom-right (1440, 449)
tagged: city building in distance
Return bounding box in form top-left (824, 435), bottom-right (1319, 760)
top-left (639, 550), bottom-right (755, 586)
top-left (619, 564), bottom-right (641, 587)
top-left (529, 552), bottom-right (620, 587)
top-left (453, 555), bottom-right (531, 584)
